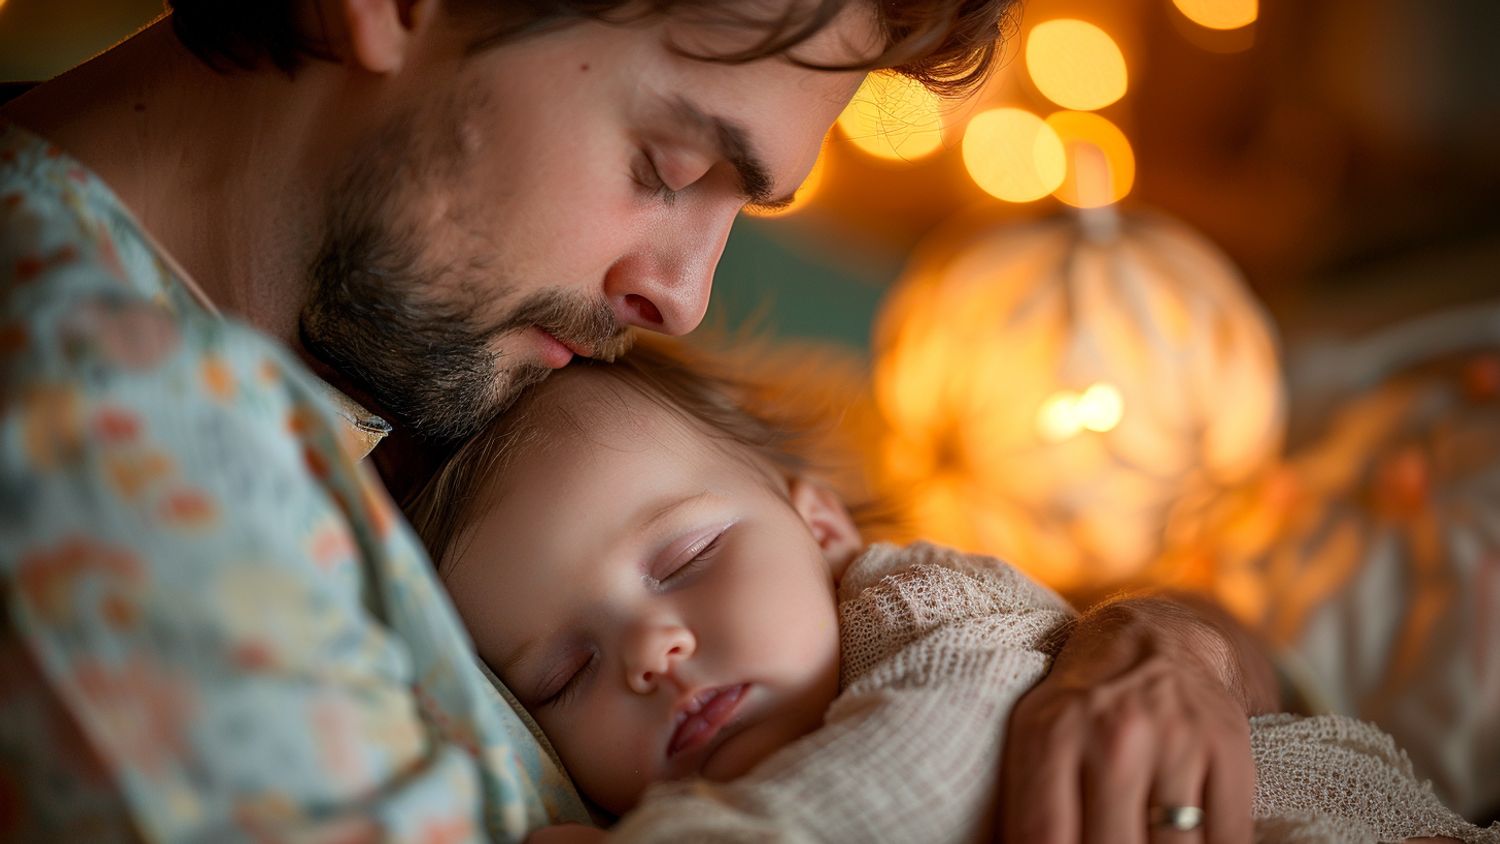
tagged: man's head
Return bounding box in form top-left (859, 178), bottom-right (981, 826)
top-left (168, 0), bottom-right (1017, 444)
top-left (407, 340), bottom-right (864, 814)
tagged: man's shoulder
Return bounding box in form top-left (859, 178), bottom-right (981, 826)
top-left (2, 121), bottom-right (200, 319)
top-left (0, 120), bottom-right (364, 516)
top-left (2, 120), bottom-right (312, 433)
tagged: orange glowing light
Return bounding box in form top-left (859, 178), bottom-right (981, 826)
top-left (1036, 391), bottom-right (1085, 442)
top-left (1025, 20), bottom-right (1128, 112)
top-left (1172, 0), bottom-right (1258, 31)
top-left (962, 108), bottom-right (1066, 203)
top-left (1077, 383), bottom-right (1125, 431)
top-left (1045, 111), bottom-right (1135, 208)
top-left (1036, 383), bottom-right (1124, 442)
top-left (836, 72), bottom-right (945, 162)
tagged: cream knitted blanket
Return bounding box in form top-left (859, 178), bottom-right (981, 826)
top-left (608, 542), bottom-right (1497, 843)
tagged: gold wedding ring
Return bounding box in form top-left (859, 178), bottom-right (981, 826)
top-left (1148, 805), bottom-right (1205, 832)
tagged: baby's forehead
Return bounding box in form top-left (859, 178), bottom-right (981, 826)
top-left (511, 368), bottom-right (709, 458)
top-left (510, 365), bottom-right (782, 482)
top-left (527, 367), bottom-right (677, 430)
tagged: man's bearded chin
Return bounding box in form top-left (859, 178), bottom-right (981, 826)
top-left (299, 226), bottom-right (635, 446)
top-left (298, 216), bottom-right (552, 445)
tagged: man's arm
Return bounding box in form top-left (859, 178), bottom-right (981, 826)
top-left (1000, 592), bottom-right (1280, 844)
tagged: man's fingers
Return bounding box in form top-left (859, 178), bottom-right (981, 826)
top-left (998, 650), bottom-right (1260, 844)
top-left (1081, 704), bottom-right (1152, 844)
top-left (1081, 766), bottom-right (1149, 844)
top-left (1145, 723), bottom-right (1209, 844)
top-left (1003, 710), bottom-right (1083, 844)
top-left (1144, 775), bottom-right (1208, 844)
top-left (1203, 719), bottom-right (1255, 844)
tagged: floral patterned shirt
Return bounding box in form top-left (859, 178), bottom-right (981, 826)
top-left (0, 122), bottom-right (586, 842)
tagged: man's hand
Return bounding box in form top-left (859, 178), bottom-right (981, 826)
top-left (1000, 594), bottom-right (1279, 844)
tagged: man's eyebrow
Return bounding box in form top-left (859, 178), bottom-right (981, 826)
top-left (669, 97), bottom-right (799, 211)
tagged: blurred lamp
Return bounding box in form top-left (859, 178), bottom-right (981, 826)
top-left (873, 210), bottom-right (1285, 590)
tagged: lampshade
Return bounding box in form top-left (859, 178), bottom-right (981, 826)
top-left (872, 209), bottom-right (1285, 591)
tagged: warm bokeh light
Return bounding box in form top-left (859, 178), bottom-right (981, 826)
top-left (1036, 383), bottom-right (1125, 441)
top-left (835, 71), bottom-right (945, 162)
top-left (1171, 0), bottom-right (1258, 30)
top-left (1037, 391), bottom-right (1085, 442)
top-left (962, 108), bottom-right (1066, 203)
top-left (1025, 19), bottom-right (1128, 112)
top-left (744, 137), bottom-right (829, 218)
top-left (1045, 110), bottom-right (1136, 208)
top-left (1076, 382), bottom-right (1125, 432)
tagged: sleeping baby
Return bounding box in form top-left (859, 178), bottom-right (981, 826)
top-left (404, 339), bottom-right (1496, 844)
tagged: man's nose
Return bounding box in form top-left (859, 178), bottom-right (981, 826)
top-left (624, 622), bottom-right (696, 695)
top-left (604, 204), bottom-right (738, 336)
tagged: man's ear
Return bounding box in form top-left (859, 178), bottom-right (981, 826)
top-left (337, 0), bottom-right (436, 74)
top-left (788, 477), bottom-right (863, 580)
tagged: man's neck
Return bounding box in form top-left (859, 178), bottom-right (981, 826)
top-left (1, 16), bottom-right (355, 349)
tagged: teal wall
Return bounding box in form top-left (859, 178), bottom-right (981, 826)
top-left (706, 219), bottom-right (899, 357)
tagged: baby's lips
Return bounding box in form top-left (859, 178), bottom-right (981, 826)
top-left (667, 683), bottom-right (749, 758)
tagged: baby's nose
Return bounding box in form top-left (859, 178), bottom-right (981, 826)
top-left (626, 624), bottom-right (696, 695)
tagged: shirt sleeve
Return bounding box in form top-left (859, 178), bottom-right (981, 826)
top-left (607, 542), bottom-right (1077, 844)
top-left (0, 254), bottom-right (584, 839)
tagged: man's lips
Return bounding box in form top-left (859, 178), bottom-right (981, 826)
top-left (667, 684), bottom-right (749, 758)
top-left (534, 328), bottom-right (585, 368)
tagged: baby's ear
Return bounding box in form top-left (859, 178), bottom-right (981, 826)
top-left (788, 477), bottom-right (862, 580)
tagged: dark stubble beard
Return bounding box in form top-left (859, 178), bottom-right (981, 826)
top-left (299, 109), bottom-right (631, 446)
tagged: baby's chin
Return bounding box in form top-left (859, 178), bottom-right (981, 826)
top-left (697, 703), bottom-right (828, 784)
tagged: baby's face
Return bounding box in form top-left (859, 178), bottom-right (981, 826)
top-left (441, 372), bottom-right (852, 814)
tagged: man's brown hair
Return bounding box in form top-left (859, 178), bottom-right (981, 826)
top-left (166, 0), bottom-right (1019, 97)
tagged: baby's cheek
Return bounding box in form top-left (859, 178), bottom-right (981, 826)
top-left (551, 706), bottom-right (661, 816)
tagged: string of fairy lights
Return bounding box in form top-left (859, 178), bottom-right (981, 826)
top-left (753, 0), bottom-right (1258, 216)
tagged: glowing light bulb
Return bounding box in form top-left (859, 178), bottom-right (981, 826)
top-left (836, 72), bottom-right (945, 162)
top-left (1172, 0), bottom-right (1257, 31)
top-left (1037, 391), bottom-right (1083, 442)
top-left (1025, 20), bottom-right (1128, 112)
top-left (1045, 111), bottom-right (1135, 208)
top-left (1077, 383), bottom-right (1124, 432)
top-left (962, 108), bottom-right (1066, 203)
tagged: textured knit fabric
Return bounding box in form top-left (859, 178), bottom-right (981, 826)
top-left (1250, 714), bottom-right (1499, 843)
top-left (610, 542), bottom-right (1497, 844)
top-left (0, 121), bottom-right (586, 842)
